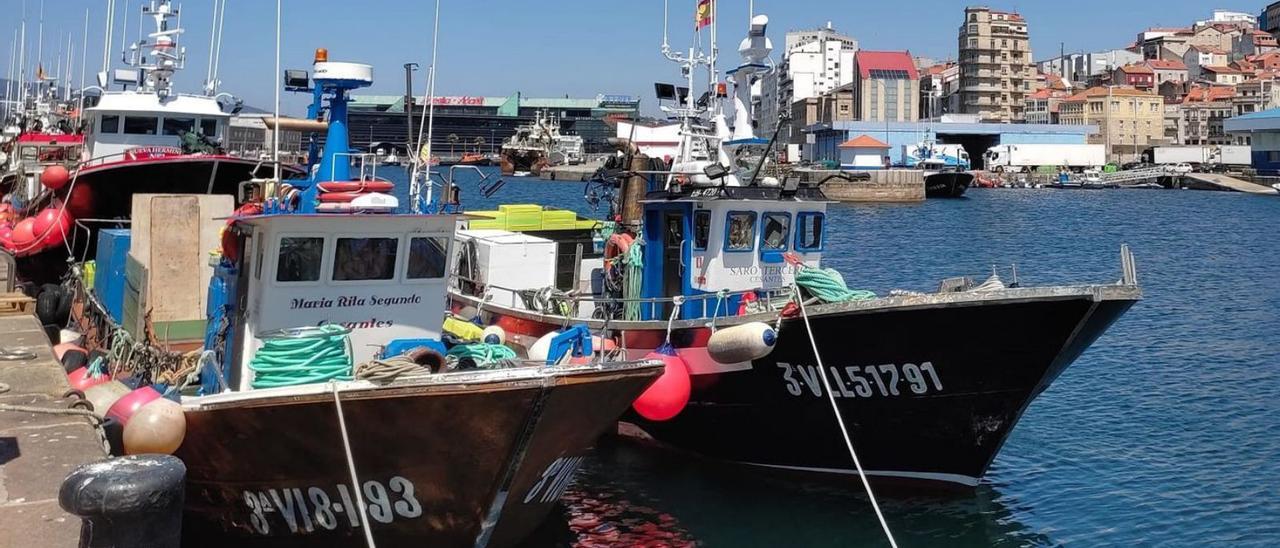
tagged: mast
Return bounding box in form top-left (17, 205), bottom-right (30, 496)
top-left (18, 4), bottom-right (26, 113)
top-left (272, 0), bottom-right (281, 182)
top-left (102, 0), bottom-right (115, 75)
top-left (410, 0), bottom-right (441, 213)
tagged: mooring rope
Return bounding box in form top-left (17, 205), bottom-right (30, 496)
top-left (795, 266), bottom-right (876, 303)
top-left (248, 325), bottom-right (353, 388)
top-left (330, 383), bottom-right (377, 548)
top-left (791, 285), bottom-right (899, 548)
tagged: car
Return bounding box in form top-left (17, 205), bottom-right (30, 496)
top-left (1166, 162), bottom-right (1193, 175)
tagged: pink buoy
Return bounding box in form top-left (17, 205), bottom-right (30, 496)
top-left (632, 348), bottom-right (692, 422)
top-left (40, 165), bottom-right (70, 191)
top-left (67, 366), bottom-right (112, 392)
top-left (106, 386), bottom-right (162, 425)
top-left (31, 207), bottom-right (73, 248)
top-left (53, 343), bottom-right (85, 361)
top-left (0, 225), bottom-right (13, 250)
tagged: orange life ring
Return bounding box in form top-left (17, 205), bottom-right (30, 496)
top-left (603, 233), bottom-right (634, 270)
top-left (316, 180), bottom-right (394, 193)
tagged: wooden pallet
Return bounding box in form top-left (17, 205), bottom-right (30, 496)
top-left (0, 293), bottom-right (36, 317)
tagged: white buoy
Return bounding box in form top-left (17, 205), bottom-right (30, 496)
top-left (83, 381), bottom-right (130, 419)
top-left (527, 331), bottom-right (559, 362)
top-left (482, 325), bottom-right (506, 345)
top-left (59, 328), bottom-right (84, 345)
top-left (707, 322), bottom-right (777, 364)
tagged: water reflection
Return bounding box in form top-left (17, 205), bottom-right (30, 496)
top-left (526, 441), bottom-right (1050, 547)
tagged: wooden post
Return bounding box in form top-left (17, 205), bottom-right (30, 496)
top-left (621, 154), bottom-right (649, 229)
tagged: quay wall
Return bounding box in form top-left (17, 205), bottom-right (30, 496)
top-left (820, 170), bottom-right (926, 203)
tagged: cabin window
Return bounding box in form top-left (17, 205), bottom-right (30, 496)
top-left (123, 116), bottom-right (158, 135)
top-left (100, 115), bottom-right (120, 134)
top-left (200, 118), bottom-right (218, 137)
top-left (796, 212), bottom-right (825, 252)
top-left (276, 237), bottom-right (324, 282)
top-left (761, 213), bottom-right (791, 251)
top-left (406, 236), bottom-right (449, 280)
top-left (724, 211), bottom-right (757, 252)
top-left (693, 210), bottom-right (711, 250)
top-left (162, 117), bottom-right (195, 136)
top-left (333, 237), bottom-right (398, 281)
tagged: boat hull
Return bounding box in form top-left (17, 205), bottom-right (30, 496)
top-left (923, 171), bottom-right (973, 198)
top-left (177, 365), bottom-right (660, 547)
top-left (450, 286), bottom-right (1138, 487)
top-left (500, 149), bottom-right (547, 176)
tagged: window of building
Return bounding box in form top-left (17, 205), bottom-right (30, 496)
top-left (161, 117), bottom-right (195, 136)
top-left (724, 212), bottom-right (757, 252)
top-left (200, 118), bottom-right (219, 137)
top-left (795, 213), bottom-right (824, 251)
top-left (276, 237), bottom-right (324, 283)
top-left (406, 236), bottom-right (448, 279)
top-left (693, 210), bottom-right (711, 250)
top-left (100, 115), bottom-right (120, 134)
top-left (123, 116), bottom-right (158, 135)
top-left (333, 237), bottom-right (398, 281)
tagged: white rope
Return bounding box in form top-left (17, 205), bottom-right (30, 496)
top-left (792, 285), bottom-right (898, 548)
top-left (331, 383), bottom-right (377, 548)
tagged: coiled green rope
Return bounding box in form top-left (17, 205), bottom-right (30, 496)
top-left (795, 266), bottom-right (876, 303)
top-left (446, 343), bottom-right (518, 366)
top-left (249, 325), bottom-right (354, 388)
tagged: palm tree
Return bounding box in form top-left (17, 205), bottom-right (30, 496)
top-left (447, 133), bottom-right (459, 157)
top-left (473, 136), bottom-right (485, 154)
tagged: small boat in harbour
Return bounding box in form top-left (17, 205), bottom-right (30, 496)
top-left (921, 158), bottom-right (972, 198)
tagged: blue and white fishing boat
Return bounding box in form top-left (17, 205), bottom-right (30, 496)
top-left (448, 7), bottom-right (1142, 489)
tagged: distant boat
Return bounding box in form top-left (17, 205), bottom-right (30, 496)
top-left (921, 159), bottom-right (972, 198)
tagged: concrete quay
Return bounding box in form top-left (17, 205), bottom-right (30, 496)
top-left (811, 169), bottom-right (926, 202)
top-left (0, 314), bottom-right (106, 547)
top-left (538, 160), bottom-right (605, 182)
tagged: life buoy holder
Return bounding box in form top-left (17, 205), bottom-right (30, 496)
top-left (316, 180), bottom-right (395, 193)
top-left (318, 191), bottom-right (371, 203)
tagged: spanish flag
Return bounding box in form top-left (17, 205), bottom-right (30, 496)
top-left (695, 0), bottom-right (712, 30)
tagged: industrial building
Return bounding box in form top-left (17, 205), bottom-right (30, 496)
top-left (341, 93), bottom-right (640, 156)
top-left (806, 118), bottom-right (1096, 169)
top-left (1225, 106), bottom-right (1280, 173)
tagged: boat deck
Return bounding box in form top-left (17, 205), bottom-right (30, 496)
top-left (0, 314), bottom-right (105, 546)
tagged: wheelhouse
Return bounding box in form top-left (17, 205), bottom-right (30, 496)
top-left (219, 214), bottom-right (460, 391)
top-left (82, 93), bottom-right (229, 160)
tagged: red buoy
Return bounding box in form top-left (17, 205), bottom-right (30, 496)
top-left (632, 349), bottom-right (692, 421)
top-left (10, 217), bottom-right (38, 251)
top-left (63, 183), bottom-right (95, 218)
top-left (0, 225), bottom-right (13, 250)
top-left (32, 207), bottom-right (73, 248)
top-left (40, 165), bottom-right (71, 191)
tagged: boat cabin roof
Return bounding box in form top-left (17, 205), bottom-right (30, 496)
top-left (642, 185), bottom-right (834, 204)
top-left (85, 92), bottom-right (230, 118)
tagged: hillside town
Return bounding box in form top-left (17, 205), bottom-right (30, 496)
top-left (757, 5), bottom-right (1280, 173)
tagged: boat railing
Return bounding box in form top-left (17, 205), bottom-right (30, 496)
top-left (330, 152), bottom-right (383, 182)
top-left (453, 275), bottom-right (794, 320)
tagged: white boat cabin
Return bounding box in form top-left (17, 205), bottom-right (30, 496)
top-left (83, 92), bottom-right (229, 160)
top-left (228, 214), bottom-right (458, 390)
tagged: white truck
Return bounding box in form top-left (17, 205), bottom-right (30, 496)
top-left (983, 144), bottom-right (1106, 172)
top-left (1147, 145), bottom-right (1250, 170)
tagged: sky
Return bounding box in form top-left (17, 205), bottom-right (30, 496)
top-left (0, 0), bottom-right (1265, 115)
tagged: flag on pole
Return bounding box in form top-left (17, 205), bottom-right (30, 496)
top-left (36, 63), bottom-right (47, 81)
top-left (695, 0), bottom-right (713, 30)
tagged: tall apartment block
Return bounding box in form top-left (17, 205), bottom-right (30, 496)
top-left (958, 6), bottom-right (1035, 122)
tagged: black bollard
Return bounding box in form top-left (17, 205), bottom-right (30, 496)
top-left (59, 455), bottom-right (186, 548)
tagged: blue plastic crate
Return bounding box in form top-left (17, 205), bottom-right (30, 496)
top-left (93, 229), bottom-right (132, 324)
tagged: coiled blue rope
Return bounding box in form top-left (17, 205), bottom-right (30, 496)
top-left (249, 325), bottom-right (354, 388)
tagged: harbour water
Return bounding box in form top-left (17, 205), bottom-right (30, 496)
top-left (398, 169), bottom-right (1280, 546)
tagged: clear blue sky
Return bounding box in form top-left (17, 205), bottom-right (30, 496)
top-left (2, 0), bottom-right (1263, 114)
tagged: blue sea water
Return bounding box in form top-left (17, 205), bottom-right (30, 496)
top-left (391, 169), bottom-right (1280, 547)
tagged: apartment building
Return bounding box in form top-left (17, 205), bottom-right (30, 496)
top-left (1233, 75), bottom-right (1280, 116)
top-left (1180, 85), bottom-right (1237, 145)
top-left (852, 51), bottom-right (920, 122)
top-left (1058, 86), bottom-right (1165, 161)
top-left (759, 23), bottom-right (859, 155)
top-left (957, 6), bottom-right (1035, 122)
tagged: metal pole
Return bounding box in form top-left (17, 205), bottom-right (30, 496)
top-left (101, 0), bottom-right (113, 74)
top-left (403, 62), bottom-right (417, 163)
top-left (272, 0), bottom-right (281, 183)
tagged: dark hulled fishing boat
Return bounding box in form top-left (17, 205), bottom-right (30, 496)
top-left (63, 48), bottom-right (661, 547)
top-left (448, 11), bottom-right (1141, 489)
top-left (923, 163), bottom-right (973, 198)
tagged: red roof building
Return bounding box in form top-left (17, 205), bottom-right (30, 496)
top-left (837, 135), bottom-right (891, 148)
top-left (1114, 64), bottom-right (1156, 90)
top-left (852, 51), bottom-right (920, 122)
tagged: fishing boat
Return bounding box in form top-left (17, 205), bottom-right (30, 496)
top-left (921, 158), bottom-right (972, 198)
top-left (65, 49), bottom-right (661, 547)
top-left (447, 9), bottom-right (1142, 489)
top-left (1, 1), bottom-right (300, 282)
top-left (499, 111), bottom-right (583, 176)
